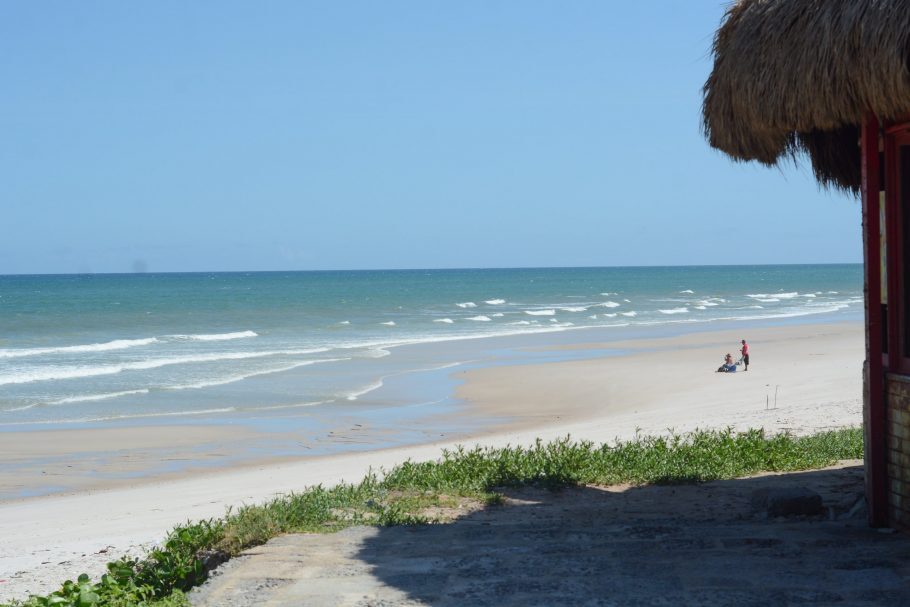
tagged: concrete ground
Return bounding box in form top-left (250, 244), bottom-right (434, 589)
top-left (189, 462), bottom-right (910, 606)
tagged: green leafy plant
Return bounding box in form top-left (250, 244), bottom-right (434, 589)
top-left (4, 427), bottom-right (863, 607)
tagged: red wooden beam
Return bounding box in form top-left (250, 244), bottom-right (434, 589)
top-left (862, 113), bottom-right (887, 527)
top-left (885, 130), bottom-right (903, 371)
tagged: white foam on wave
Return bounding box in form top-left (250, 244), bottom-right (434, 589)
top-left (468, 315), bottom-right (492, 322)
top-left (603, 313), bottom-right (617, 318)
top-left (21, 406), bottom-right (243, 425)
top-left (381, 321), bottom-right (396, 326)
top-left (51, 389), bottom-right (150, 406)
top-left (491, 312), bottom-right (504, 317)
top-left (0, 338), bottom-right (160, 360)
top-left (456, 302), bottom-right (477, 308)
top-left (588, 314), bottom-right (598, 319)
top-left (525, 309), bottom-right (556, 316)
top-left (620, 311), bottom-right (637, 317)
top-left (170, 330), bottom-right (258, 342)
top-left (169, 358), bottom-right (351, 391)
top-left (803, 294), bottom-right (816, 298)
top-left (623, 298), bottom-right (631, 303)
top-left (433, 318), bottom-right (455, 324)
top-left (346, 379), bottom-right (384, 401)
top-left (679, 289), bottom-right (695, 294)
top-left (755, 298), bottom-right (780, 303)
top-left (338, 321), bottom-right (351, 325)
top-left (558, 306), bottom-right (587, 312)
top-left (693, 305), bottom-right (707, 310)
top-left (714, 302), bottom-right (852, 324)
top-left (659, 308), bottom-right (689, 315)
top-left (249, 400), bottom-right (328, 413)
top-left (7, 389), bottom-right (152, 412)
top-left (485, 299), bottom-right (506, 305)
top-left (696, 300), bottom-right (719, 307)
top-left (291, 309), bottom-right (652, 363)
top-left (0, 348), bottom-right (332, 387)
top-left (601, 292), bottom-right (617, 296)
top-left (748, 292), bottom-right (798, 299)
top-left (0, 366), bottom-right (128, 386)
top-left (600, 301), bottom-right (621, 308)
top-left (343, 360), bottom-right (469, 403)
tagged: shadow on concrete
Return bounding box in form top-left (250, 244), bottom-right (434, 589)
top-left (355, 465), bottom-right (910, 606)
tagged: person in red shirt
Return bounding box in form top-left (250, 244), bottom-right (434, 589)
top-left (740, 339), bottom-right (750, 371)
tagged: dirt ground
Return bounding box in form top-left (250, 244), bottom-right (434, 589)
top-left (189, 462), bottom-right (910, 606)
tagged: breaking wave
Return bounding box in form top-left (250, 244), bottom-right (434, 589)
top-left (658, 308), bottom-right (689, 315)
top-left (0, 338), bottom-right (160, 359)
top-left (747, 292), bottom-right (798, 299)
top-left (168, 358), bottom-right (350, 391)
top-left (0, 348), bottom-right (331, 387)
top-left (170, 331), bottom-right (258, 342)
top-left (525, 309), bottom-right (556, 316)
top-left (8, 389), bottom-right (152, 412)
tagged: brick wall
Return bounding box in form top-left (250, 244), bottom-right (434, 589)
top-left (887, 373), bottom-right (910, 531)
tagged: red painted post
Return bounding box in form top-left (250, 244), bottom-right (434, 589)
top-left (885, 131), bottom-right (903, 373)
top-left (862, 113), bottom-right (887, 527)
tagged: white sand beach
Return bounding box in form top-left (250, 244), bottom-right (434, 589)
top-left (0, 321), bottom-right (863, 602)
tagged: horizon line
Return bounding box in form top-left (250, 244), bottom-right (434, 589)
top-left (0, 261), bottom-right (863, 278)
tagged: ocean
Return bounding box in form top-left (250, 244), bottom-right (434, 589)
top-left (0, 265), bottom-right (862, 426)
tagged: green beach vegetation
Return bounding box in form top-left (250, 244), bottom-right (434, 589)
top-left (6, 427), bottom-right (863, 607)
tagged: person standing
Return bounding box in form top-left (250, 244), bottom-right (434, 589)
top-left (740, 339), bottom-right (750, 371)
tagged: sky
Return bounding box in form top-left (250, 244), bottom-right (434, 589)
top-left (0, 1), bottom-right (862, 274)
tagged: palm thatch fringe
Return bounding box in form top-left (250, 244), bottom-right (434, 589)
top-left (703, 0), bottom-right (910, 192)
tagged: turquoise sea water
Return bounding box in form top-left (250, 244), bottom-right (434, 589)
top-left (0, 265), bottom-right (862, 425)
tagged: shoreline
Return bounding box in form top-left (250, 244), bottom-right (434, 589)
top-left (1, 307), bottom-right (859, 430)
top-left (0, 318), bottom-right (864, 602)
top-left (0, 316), bottom-right (861, 502)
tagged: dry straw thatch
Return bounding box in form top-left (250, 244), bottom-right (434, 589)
top-left (703, 0), bottom-right (910, 192)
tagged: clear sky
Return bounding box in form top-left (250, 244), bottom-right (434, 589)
top-left (1, 1), bottom-right (861, 274)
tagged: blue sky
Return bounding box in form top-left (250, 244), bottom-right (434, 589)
top-left (1, 2), bottom-right (861, 274)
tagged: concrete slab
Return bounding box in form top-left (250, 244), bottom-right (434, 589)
top-left (190, 463), bottom-right (910, 606)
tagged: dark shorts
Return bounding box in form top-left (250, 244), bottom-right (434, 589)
top-left (743, 354), bottom-right (750, 365)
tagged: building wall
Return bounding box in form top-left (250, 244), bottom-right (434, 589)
top-left (864, 360), bottom-right (874, 518)
top-left (886, 373), bottom-right (910, 531)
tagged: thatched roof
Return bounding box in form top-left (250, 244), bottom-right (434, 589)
top-left (703, 0), bottom-right (910, 192)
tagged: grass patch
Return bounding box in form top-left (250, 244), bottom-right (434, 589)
top-left (5, 427), bottom-right (862, 607)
